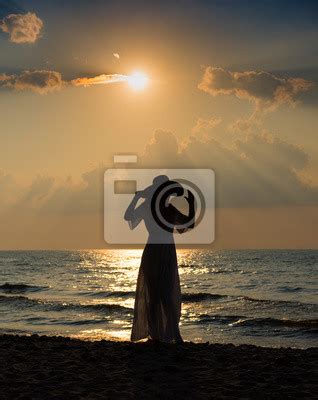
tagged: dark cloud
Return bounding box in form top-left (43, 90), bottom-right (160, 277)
top-left (0, 70), bottom-right (63, 93)
top-left (198, 67), bottom-right (313, 113)
top-left (0, 11), bottom-right (43, 43)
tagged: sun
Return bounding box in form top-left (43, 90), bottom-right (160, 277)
top-left (127, 71), bottom-right (149, 90)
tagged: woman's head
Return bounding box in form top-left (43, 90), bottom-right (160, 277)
top-left (143, 175), bottom-right (184, 200)
top-left (152, 175), bottom-right (169, 187)
top-left (141, 175), bottom-right (169, 199)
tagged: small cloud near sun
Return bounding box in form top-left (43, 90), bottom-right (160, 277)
top-left (113, 53), bottom-right (120, 59)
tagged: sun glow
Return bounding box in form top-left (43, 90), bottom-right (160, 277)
top-left (127, 71), bottom-right (149, 90)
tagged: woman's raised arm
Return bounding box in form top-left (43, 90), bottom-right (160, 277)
top-left (124, 191), bottom-right (144, 229)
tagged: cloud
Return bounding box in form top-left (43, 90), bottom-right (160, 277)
top-left (17, 176), bottom-right (55, 208)
top-left (230, 117), bottom-right (259, 133)
top-left (1, 128), bottom-right (318, 249)
top-left (113, 53), bottom-right (120, 59)
top-left (192, 117), bottom-right (222, 135)
top-left (45, 131), bottom-right (318, 209)
top-left (4, 129), bottom-right (316, 214)
top-left (198, 67), bottom-right (313, 113)
top-left (0, 12), bottom-right (43, 43)
top-left (4, 166), bottom-right (105, 216)
top-left (0, 71), bottom-right (132, 94)
top-left (1, 129), bottom-right (318, 249)
top-left (44, 167), bottom-right (104, 215)
top-left (139, 130), bottom-right (318, 207)
top-left (143, 130), bottom-right (180, 166)
top-left (71, 73), bottom-right (127, 87)
top-left (0, 169), bottom-right (21, 207)
top-left (0, 70), bottom-right (63, 94)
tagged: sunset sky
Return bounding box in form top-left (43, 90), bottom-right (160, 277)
top-left (0, 0), bottom-right (317, 249)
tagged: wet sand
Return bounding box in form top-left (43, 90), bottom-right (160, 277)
top-left (0, 334), bottom-right (317, 399)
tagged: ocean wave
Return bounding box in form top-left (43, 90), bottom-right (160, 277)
top-left (84, 290), bottom-right (227, 302)
top-left (232, 317), bottom-right (318, 330)
top-left (61, 319), bottom-right (107, 326)
top-left (80, 303), bottom-right (132, 313)
top-left (180, 291), bottom-right (316, 307)
top-left (0, 295), bottom-right (132, 314)
top-left (81, 290), bottom-right (317, 308)
top-left (183, 292), bottom-right (317, 308)
top-left (82, 290), bottom-right (135, 298)
top-left (0, 327), bottom-right (31, 335)
top-left (0, 283), bottom-right (48, 293)
top-left (182, 293), bottom-right (226, 302)
top-left (34, 318), bottom-right (109, 326)
top-left (179, 264), bottom-right (234, 273)
top-left (196, 314), bottom-right (245, 324)
top-left (238, 295), bottom-right (317, 309)
top-left (22, 316), bottom-right (109, 326)
top-left (0, 294), bottom-right (35, 305)
top-left (277, 286), bottom-right (303, 292)
top-left (197, 313), bottom-right (318, 330)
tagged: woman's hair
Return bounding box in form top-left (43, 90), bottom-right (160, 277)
top-left (152, 175), bottom-right (169, 186)
top-left (142, 175), bottom-right (170, 199)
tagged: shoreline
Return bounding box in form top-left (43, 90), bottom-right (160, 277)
top-left (0, 334), bottom-right (317, 399)
top-left (0, 330), bottom-right (315, 350)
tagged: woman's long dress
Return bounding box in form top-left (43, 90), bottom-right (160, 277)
top-left (131, 242), bottom-right (182, 342)
top-left (128, 199), bottom-right (184, 343)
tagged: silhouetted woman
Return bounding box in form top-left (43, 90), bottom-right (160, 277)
top-left (124, 175), bottom-right (195, 343)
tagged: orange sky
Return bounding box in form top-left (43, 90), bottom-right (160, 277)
top-left (0, 0), bottom-right (317, 249)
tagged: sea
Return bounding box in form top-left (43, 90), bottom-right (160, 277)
top-left (0, 249), bottom-right (317, 348)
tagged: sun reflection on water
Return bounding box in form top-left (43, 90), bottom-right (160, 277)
top-left (71, 328), bottom-right (130, 342)
top-left (1, 248), bottom-right (316, 347)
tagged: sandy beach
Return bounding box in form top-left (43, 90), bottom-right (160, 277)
top-left (0, 335), bottom-right (317, 399)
